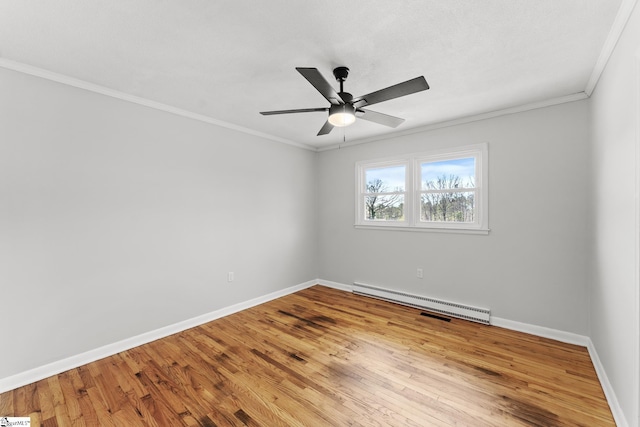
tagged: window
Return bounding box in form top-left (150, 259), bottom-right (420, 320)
top-left (355, 144), bottom-right (488, 233)
top-left (364, 163), bottom-right (406, 221)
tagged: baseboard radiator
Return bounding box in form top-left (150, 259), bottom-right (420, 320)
top-left (352, 282), bottom-right (491, 325)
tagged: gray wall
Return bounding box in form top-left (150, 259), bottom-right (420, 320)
top-left (2, 29), bottom-right (638, 422)
top-left (317, 101), bottom-right (591, 335)
top-left (589, 2), bottom-right (640, 424)
top-left (0, 68), bottom-right (319, 379)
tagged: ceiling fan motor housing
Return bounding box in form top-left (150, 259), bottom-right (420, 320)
top-left (339, 92), bottom-right (353, 103)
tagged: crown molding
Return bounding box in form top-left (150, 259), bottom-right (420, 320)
top-left (585, 0), bottom-right (638, 95)
top-left (317, 92), bottom-right (589, 152)
top-left (0, 58), bottom-right (315, 152)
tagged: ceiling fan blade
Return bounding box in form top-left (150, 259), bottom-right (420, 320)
top-left (260, 107), bottom-right (328, 115)
top-left (352, 76), bottom-right (429, 109)
top-left (296, 67), bottom-right (344, 105)
top-left (317, 120), bottom-right (334, 136)
top-left (357, 109), bottom-right (405, 128)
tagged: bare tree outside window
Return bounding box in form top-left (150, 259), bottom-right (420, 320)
top-left (421, 174), bottom-right (475, 222)
top-left (365, 178), bottom-right (404, 220)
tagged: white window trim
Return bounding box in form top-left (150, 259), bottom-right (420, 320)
top-left (356, 158), bottom-right (411, 227)
top-left (355, 143), bottom-right (489, 234)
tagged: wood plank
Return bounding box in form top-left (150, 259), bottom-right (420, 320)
top-left (0, 387), bottom-right (14, 417)
top-left (0, 285), bottom-right (615, 426)
top-left (57, 371), bottom-right (86, 426)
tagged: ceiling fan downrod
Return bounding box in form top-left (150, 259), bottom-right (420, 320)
top-left (333, 66), bottom-right (349, 94)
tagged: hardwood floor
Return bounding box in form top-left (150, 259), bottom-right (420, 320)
top-left (0, 285), bottom-right (614, 426)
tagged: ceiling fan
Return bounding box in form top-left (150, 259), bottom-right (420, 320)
top-left (260, 67), bottom-right (430, 136)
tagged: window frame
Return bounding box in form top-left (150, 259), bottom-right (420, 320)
top-left (359, 159), bottom-right (411, 226)
top-left (355, 143), bottom-right (489, 234)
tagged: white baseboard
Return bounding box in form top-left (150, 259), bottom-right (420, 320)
top-left (489, 316), bottom-right (631, 423)
top-left (0, 279), bottom-right (317, 394)
top-left (0, 278), bottom-right (627, 427)
top-left (316, 278), bottom-right (354, 292)
top-left (490, 317), bottom-right (590, 347)
top-left (587, 339), bottom-right (629, 427)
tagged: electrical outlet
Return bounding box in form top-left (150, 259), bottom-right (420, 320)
top-left (227, 272), bottom-right (234, 282)
top-left (417, 268), bottom-right (423, 279)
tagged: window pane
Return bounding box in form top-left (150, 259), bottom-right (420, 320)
top-left (365, 195), bottom-right (404, 221)
top-left (365, 165), bottom-right (405, 192)
top-left (421, 158), bottom-right (475, 190)
top-left (421, 191), bottom-right (475, 222)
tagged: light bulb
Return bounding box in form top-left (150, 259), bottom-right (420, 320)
top-left (328, 104), bottom-right (356, 127)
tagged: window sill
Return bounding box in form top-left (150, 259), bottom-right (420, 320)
top-left (354, 224), bottom-right (490, 235)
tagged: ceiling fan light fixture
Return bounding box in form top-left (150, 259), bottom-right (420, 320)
top-left (328, 104), bottom-right (356, 127)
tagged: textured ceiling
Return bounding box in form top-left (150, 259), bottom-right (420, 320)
top-left (0, 1), bottom-right (624, 149)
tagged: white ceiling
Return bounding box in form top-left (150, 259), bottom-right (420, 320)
top-left (0, 1), bottom-right (624, 150)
